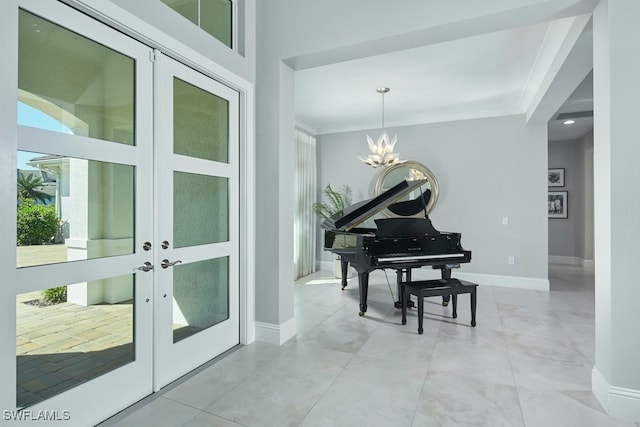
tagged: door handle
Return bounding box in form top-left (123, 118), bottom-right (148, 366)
top-left (135, 262), bottom-right (154, 272)
top-left (161, 259), bottom-right (182, 269)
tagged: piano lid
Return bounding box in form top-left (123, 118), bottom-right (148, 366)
top-left (322, 179), bottom-right (428, 232)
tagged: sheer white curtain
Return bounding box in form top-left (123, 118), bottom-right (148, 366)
top-left (294, 128), bottom-right (317, 279)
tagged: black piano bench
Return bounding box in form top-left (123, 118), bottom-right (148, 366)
top-left (401, 278), bottom-right (477, 334)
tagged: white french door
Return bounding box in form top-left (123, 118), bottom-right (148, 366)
top-left (2, 1), bottom-right (241, 424)
top-left (153, 53), bottom-right (240, 388)
top-left (9, 1), bottom-right (155, 424)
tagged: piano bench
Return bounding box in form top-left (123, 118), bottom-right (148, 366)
top-left (401, 278), bottom-right (477, 334)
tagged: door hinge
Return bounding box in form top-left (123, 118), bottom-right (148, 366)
top-left (149, 50), bottom-right (157, 62)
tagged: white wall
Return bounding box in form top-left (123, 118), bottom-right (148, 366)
top-left (548, 131), bottom-right (594, 263)
top-left (593, 0), bottom-right (640, 420)
top-left (253, 2), bottom-right (296, 343)
top-left (318, 114), bottom-right (549, 285)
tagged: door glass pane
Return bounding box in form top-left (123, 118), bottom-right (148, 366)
top-left (161, 0), bottom-right (232, 48)
top-left (173, 257), bottom-right (229, 343)
top-left (173, 77), bottom-right (229, 163)
top-left (17, 151), bottom-right (135, 268)
top-left (162, 0), bottom-right (198, 25)
top-left (17, 275), bottom-right (135, 409)
top-left (18, 9), bottom-right (135, 145)
top-left (201, 0), bottom-right (232, 48)
top-left (173, 172), bottom-right (228, 248)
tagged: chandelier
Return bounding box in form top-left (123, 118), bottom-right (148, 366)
top-left (358, 87), bottom-right (402, 168)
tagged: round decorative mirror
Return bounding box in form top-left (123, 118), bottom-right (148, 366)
top-left (374, 160), bottom-right (439, 217)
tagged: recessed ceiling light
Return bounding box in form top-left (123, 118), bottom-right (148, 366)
top-left (563, 120), bottom-right (575, 125)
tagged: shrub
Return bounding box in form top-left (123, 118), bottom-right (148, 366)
top-left (17, 199), bottom-right (58, 245)
top-left (41, 286), bottom-right (67, 305)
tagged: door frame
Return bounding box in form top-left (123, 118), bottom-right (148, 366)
top-left (0, 0), bottom-right (255, 422)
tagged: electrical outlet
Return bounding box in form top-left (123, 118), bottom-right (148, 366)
top-left (508, 256), bottom-right (515, 265)
top-left (502, 216), bottom-right (509, 225)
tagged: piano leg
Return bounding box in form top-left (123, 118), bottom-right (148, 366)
top-left (340, 257), bottom-right (349, 290)
top-left (406, 269), bottom-right (415, 308)
top-left (401, 283), bottom-right (408, 325)
top-left (358, 271), bottom-right (369, 316)
top-left (395, 269), bottom-right (415, 309)
top-left (441, 268), bottom-right (452, 306)
top-left (395, 269), bottom-right (403, 308)
top-left (451, 294), bottom-right (458, 318)
top-left (417, 294), bottom-right (424, 335)
top-left (471, 286), bottom-right (477, 327)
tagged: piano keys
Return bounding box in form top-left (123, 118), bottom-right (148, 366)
top-left (322, 179), bottom-right (471, 316)
top-left (376, 253), bottom-right (469, 263)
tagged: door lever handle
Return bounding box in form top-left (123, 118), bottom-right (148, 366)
top-left (135, 262), bottom-right (154, 272)
top-left (161, 259), bottom-right (182, 269)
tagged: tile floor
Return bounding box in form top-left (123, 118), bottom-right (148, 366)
top-left (100, 264), bottom-right (639, 427)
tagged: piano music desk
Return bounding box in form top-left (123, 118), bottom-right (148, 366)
top-left (401, 278), bottom-right (477, 334)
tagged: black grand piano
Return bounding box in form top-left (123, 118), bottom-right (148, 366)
top-left (322, 179), bottom-right (471, 316)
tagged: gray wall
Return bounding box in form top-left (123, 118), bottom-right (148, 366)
top-left (583, 131), bottom-right (594, 261)
top-left (318, 114), bottom-right (549, 281)
top-left (548, 131), bottom-right (594, 261)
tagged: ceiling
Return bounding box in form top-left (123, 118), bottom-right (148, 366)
top-left (294, 16), bottom-right (594, 142)
top-left (548, 71), bottom-right (593, 141)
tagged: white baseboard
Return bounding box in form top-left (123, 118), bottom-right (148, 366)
top-left (455, 271), bottom-right (549, 291)
top-left (316, 262), bottom-right (549, 291)
top-left (549, 256), bottom-right (594, 269)
top-left (392, 268), bottom-right (549, 291)
top-left (549, 255), bottom-right (582, 265)
top-left (255, 317), bottom-right (296, 345)
top-left (593, 367), bottom-right (640, 422)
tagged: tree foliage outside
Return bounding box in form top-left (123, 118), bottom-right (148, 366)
top-left (17, 172), bottom-right (51, 204)
top-left (313, 184), bottom-right (353, 220)
top-left (17, 199), bottom-right (58, 245)
top-left (17, 174), bottom-right (67, 304)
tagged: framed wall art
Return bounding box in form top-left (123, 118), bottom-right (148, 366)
top-left (548, 191), bottom-right (568, 218)
top-left (548, 168), bottom-right (565, 187)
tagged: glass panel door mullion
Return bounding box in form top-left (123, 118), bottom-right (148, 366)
top-left (18, 127), bottom-right (139, 166)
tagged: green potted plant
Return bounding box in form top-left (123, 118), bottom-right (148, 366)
top-left (313, 184), bottom-right (355, 277)
top-left (313, 183), bottom-right (353, 221)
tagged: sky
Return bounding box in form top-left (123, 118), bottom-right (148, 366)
top-left (17, 102), bottom-right (72, 170)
